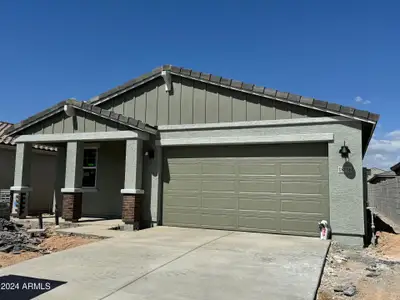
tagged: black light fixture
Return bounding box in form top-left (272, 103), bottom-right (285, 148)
top-left (339, 142), bottom-right (351, 159)
top-left (145, 149), bottom-right (155, 159)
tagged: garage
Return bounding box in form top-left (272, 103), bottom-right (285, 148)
top-left (162, 143), bottom-right (330, 237)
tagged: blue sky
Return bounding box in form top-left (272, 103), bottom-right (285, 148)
top-left (0, 0), bottom-right (399, 169)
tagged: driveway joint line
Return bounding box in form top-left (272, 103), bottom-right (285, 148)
top-left (98, 231), bottom-right (234, 300)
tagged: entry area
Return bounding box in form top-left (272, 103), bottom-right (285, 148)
top-left (162, 143), bottom-right (330, 237)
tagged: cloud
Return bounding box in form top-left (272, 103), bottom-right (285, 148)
top-left (364, 131), bottom-right (400, 169)
top-left (354, 96), bottom-right (371, 105)
top-left (355, 96), bottom-right (363, 102)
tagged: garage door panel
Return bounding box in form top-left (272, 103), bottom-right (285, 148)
top-left (163, 209), bottom-right (201, 227)
top-left (281, 198), bottom-right (326, 214)
top-left (239, 197), bottom-right (280, 212)
top-left (280, 163), bottom-right (327, 178)
top-left (201, 214), bottom-right (237, 230)
top-left (202, 180), bottom-right (236, 192)
top-left (238, 180), bottom-right (278, 193)
top-left (202, 196), bottom-right (237, 210)
top-left (163, 144), bottom-right (329, 237)
top-left (280, 214), bottom-right (324, 236)
top-left (202, 163), bottom-right (236, 175)
top-left (281, 181), bottom-right (327, 195)
top-left (164, 195), bottom-right (200, 208)
top-left (238, 163), bottom-right (277, 176)
top-left (238, 215), bottom-right (278, 232)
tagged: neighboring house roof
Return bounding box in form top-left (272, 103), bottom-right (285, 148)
top-left (5, 99), bottom-right (157, 136)
top-left (368, 170), bottom-right (397, 183)
top-left (0, 121), bottom-right (56, 151)
top-left (390, 162), bottom-right (400, 175)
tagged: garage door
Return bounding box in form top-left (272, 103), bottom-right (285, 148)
top-left (162, 144), bottom-right (329, 237)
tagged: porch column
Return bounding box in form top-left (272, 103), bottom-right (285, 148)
top-left (61, 141), bottom-right (84, 222)
top-left (10, 143), bottom-right (32, 218)
top-left (121, 139), bottom-right (144, 229)
top-left (52, 146), bottom-right (66, 221)
top-left (150, 145), bottom-right (162, 226)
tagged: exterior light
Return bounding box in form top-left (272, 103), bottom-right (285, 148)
top-left (339, 142), bottom-right (351, 159)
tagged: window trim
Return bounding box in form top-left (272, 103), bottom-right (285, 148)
top-left (82, 146), bottom-right (98, 188)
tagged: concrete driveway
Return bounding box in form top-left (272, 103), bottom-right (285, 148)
top-left (0, 227), bottom-right (330, 300)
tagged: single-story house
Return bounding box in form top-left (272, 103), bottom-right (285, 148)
top-left (5, 65), bottom-right (379, 246)
top-left (368, 170), bottom-right (397, 184)
top-left (365, 167), bottom-right (385, 181)
top-left (0, 121), bottom-right (57, 216)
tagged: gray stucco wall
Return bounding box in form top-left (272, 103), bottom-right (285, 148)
top-left (81, 141), bottom-right (125, 218)
top-left (98, 76), bottom-right (329, 126)
top-left (158, 119), bottom-right (365, 246)
top-left (0, 146), bottom-right (57, 213)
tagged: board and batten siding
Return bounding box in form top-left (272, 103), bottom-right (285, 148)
top-left (98, 75), bottom-right (329, 126)
top-left (23, 110), bottom-right (130, 135)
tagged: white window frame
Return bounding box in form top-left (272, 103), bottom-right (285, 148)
top-left (82, 146), bottom-right (98, 189)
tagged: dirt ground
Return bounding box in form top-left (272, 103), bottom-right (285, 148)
top-left (0, 233), bottom-right (99, 268)
top-left (317, 232), bottom-right (400, 300)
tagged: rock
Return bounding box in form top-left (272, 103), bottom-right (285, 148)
top-left (334, 285), bottom-right (344, 292)
top-left (11, 250), bottom-right (21, 255)
top-left (366, 266), bottom-right (377, 272)
top-left (40, 250), bottom-right (51, 255)
top-left (23, 244), bottom-right (41, 252)
top-left (333, 255), bottom-right (348, 264)
top-left (0, 245), bottom-right (14, 253)
top-left (366, 272), bottom-right (380, 277)
top-left (343, 284), bottom-right (357, 297)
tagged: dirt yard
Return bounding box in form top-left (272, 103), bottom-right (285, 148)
top-left (317, 232), bottom-right (400, 300)
top-left (0, 233), bottom-right (99, 268)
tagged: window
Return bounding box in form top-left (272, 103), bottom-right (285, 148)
top-left (82, 148), bottom-right (98, 188)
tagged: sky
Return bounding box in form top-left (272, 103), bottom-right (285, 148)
top-left (0, 0), bottom-right (399, 169)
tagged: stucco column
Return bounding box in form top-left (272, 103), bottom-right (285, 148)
top-left (52, 146), bottom-right (66, 220)
top-left (150, 145), bottom-right (162, 226)
top-left (61, 141), bottom-right (84, 222)
top-left (121, 139), bottom-right (144, 229)
top-left (10, 143), bottom-right (33, 218)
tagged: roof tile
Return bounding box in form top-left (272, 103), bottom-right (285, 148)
top-left (231, 80), bottom-right (243, 89)
top-left (253, 85), bottom-right (265, 94)
top-left (326, 103), bottom-right (341, 111)
top-left (313, 99), bottom-right (328, 109)
top-left (180, 68), bottom-right (191, 76)
top-left (287, 93), bottom-right (301, 102)
top-left (276, 91), bottom-right (289, 99)
top-left (220, 77), bottom-right (232, 86)
top-left (300, 96), bottom-right (314, 105)
top-left (242, 83), bottom-right (254, 91)
top-left (210, 75), bottom-right (222, 83)
top-left (264, 88), bottom-right (277, 97)
top-left (200, 73), bottom-right (211, 81)
top-left (340, 106), bottom-right (355, 115)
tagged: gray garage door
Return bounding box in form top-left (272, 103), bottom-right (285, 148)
top-left (162, 144), bottom-right (329, 237)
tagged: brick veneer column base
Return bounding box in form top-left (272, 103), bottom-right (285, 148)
top-left (122, 194), bottom-right (141, 229)
top-left (62, 193), bottom-right (82, 222)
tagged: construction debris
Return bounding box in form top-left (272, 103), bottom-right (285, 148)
top-left (0, 218), bottom-right (47, 254)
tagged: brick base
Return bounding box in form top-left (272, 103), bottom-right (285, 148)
top-left (122, 194), bottom-right (141, 228)
top-left (12, 192), bottom-right (29, 219)
top-left (62, 193), bottom-right (82, 222)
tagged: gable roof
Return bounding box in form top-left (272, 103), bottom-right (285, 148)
top-left (88, 65), bottom-right (380, 125)
top-left (368, 170), bottom-right (397, 183)
top-left (0, 121), bottom-right (56, 151)
top-left (5, 99), bottom-right (157, 136)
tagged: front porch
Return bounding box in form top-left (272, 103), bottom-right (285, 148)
top-left (6, 100), bottom-right (161, 229)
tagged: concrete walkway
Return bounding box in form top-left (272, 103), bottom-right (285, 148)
top-left (0, 227), bottom-right (330, 300)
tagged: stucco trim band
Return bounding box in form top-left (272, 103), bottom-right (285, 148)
top-left (14, 131), bottom-right (150, 143)
top-left (61, 188), bottom-right (83, 193)
top-left (157, 133), bottom-right (334, 147)
top-left (158, 117), bottom-right (352, 132)
top-left (10, 186), bottom-right (32, 192)
top-left (121, 189), bottom-right (145, 195)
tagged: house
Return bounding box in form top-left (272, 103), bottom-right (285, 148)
top-left (365, 167), bottom-right (385, 181)
top-left (0, 121), bottom-right (57, 216)
top-left (368, 170), bottom-right (397, 184)
top-left (4, 65), bottom-right (379, 247)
